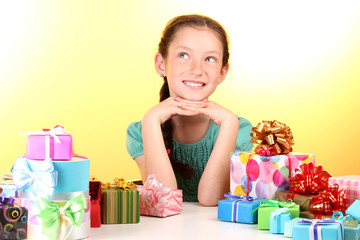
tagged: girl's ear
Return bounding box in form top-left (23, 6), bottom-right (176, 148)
top-left (218, 64), bottom-right (229, 84)
top-left (154, 52), bottom-right (166, 77)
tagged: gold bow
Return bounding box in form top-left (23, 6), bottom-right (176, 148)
top-left (250, 120), bottom-right (294, 155)
top-left (101, 177), bottom-right (137, 191)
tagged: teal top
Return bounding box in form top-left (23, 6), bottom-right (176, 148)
top-left (126, 116), bottom-right (253, 202)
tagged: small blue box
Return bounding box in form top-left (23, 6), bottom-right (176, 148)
top-left (270, 209), bottom-right (292, 234)
top-left (218, 196), bottom-right (262, 223)
top-left (293, 219), bottom-right (344, 240)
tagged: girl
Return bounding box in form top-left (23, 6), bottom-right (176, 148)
top-left (126, 14), bottom-right (252, 206)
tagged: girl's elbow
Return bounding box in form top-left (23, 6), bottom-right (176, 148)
top-left (198, 194), bottom-right (219, 207)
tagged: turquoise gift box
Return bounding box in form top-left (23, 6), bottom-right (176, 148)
top-left (218, 194), bottom-right (262, 223)
top-left (270, 208), bottom-right (292, 234)
top-left (284, 217), bottom-right (303, 238)
top-left (293, 219), bottom-right (344, 240)
top-left (332, 211), bottom-right (360, 240)
top-left (346, 200), bottom-right (360, 222)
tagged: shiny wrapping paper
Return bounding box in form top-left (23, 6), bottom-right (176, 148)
top-left (0, 204), bottom-right (27, 239)
top-left (101, 187), bottom-right (140, 224)
top-left (230, 151), bottom-right (315, 199)
top-left (275, 190), bottom-right (317, 212)
top-left (90, 181), bottom-right (101, 227)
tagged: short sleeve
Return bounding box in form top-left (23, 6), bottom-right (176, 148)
top-left (236, 117), bottom-right (253, 151)
top-left (126, 121), bottom-right (144, 159)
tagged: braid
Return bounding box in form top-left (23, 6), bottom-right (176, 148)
top-left (159, 78), bottom-right (194, 179)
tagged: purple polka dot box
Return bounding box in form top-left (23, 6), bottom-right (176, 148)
top-left (230, 151), bottom-right (315, 200)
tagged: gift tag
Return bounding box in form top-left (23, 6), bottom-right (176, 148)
top-left (343, 220), bottom-right (359, 228)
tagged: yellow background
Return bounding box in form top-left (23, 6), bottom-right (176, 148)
top-left (1, 1), bottom-right (359, 182)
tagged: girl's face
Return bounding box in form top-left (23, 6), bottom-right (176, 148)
top-left (162, 26), bottom-right (228, 101)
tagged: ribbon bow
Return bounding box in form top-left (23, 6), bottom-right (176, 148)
top-left (37, 194), bottom-right (87, 240)
top-left (224, 194), bottom-right (255, 202)
top-left (310, 184), bottom-right (348, 215)
top-left (11, 156), bottom-right (58, 196)
top-left (251, 120), bottom-right (294, 156)
top-left (101, 177), bottom-right (137, 191)
top-left (289, 163), bottom-right (331, 194)
top-left (297, 218), bottom-right (343, 240)
top-left (19, 125), bottom-right (67, 143)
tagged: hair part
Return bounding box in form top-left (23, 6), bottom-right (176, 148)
top-left (158, 14), bottom-right (230, 179)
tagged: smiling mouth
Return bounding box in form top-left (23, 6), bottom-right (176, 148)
top-left (183, 81), bottom-right (205, 87)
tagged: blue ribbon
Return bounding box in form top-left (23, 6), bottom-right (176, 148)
top-left (298, 218), bottom-right (343, 240)
top-left (224, 194), bottom-right (255, 222)
top-left (11, 156), bottom-right (58, 197)
top-left (332, 211), bottom-right (354, 221)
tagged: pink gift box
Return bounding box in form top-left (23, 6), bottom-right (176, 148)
top-left (329, 175), bottom-right (360, 206)
top-left (137, 174), bottom-right (183, 217)
top-left (138, 186), bottom-right (183, 217)
top-left (26, 134), bottom-right (73, 160)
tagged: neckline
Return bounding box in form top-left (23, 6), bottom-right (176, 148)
top-left (173, 120), bottom-right (214, 147)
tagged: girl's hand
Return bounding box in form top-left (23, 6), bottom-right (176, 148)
top-left (179, 99), bottom-right (237, 126)
top-left (144, 96), bottom-right (206, 124)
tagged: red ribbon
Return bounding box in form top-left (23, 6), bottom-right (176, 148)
top-left (257, 146), bottom-right (277, 156)
top-left (289, 163), bottom-right (331, 194)
top-left (310, 183), bottom-right (348, 215)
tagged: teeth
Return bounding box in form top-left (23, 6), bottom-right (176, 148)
top-left (184, 81), bottom-right (204, 87)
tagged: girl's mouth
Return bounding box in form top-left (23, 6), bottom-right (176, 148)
top-left (183, 81), bottom-right (205, 88)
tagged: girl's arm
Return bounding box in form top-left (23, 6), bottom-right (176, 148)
top-left (135, 97), bottom-right (201, 189)
top-left (195, 101), bottom-right (239, 206)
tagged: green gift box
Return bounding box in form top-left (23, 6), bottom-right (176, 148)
top-left (256, 199), bottom-right (300, 230)
top-left (101, 187), bottom-right (140, 224)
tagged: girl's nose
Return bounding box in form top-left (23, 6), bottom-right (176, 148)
top-left (189, 59), bottom-right (203, 76)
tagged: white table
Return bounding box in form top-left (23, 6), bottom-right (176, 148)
top-left (89, 202), bottom-right (288, 240)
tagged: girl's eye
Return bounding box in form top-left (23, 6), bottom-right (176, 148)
top-left (205, 56), bottom-right (216, 62)
top-left (179, 53), bottom-right (189, 59)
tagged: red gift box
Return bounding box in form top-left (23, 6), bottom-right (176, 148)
top-left (90, 180), bottom-right (101, 227)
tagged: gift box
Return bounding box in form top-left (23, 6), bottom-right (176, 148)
top-left (101, 178), bottom-right (140, 224)
top-left (293, 219), bottom-right (344, 240)
top-left (230, 152), bottom-right (315, 199)
top-left (90, 180), bottom-right (101, 227)
top-left (329, 175), bottom-right (360, 206)
top-left (218, 194), bottom-right (261, 223)
top-left (284, 217), bottom-right (303, 238)
top-left (0, 175), bottom-right (19, 198)
top-left (270, 208), bottom-right (292, 234)
top-left (300, 211), bottom-right (332, 220)
top-left (256, 199), bottom-right (300, 229)
top-left (275, 190), bottom-right (317, 211)
top-left (25, 194), bottom-right (89, 240)
top-left (346, 200), bottom-right (360, 222)
top-left (332, 211), bottom-right (360, 240)
top-left (20, 125), bottom-right (73, 160)
top-left (0, 203), bottom-right (27, 239)
top-left (137, 174), bottom-right (182, 217)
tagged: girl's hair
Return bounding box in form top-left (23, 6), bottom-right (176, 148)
top-left (158, 14), bottom-right (230, 179)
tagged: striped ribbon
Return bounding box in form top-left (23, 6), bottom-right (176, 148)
top-left (298, 218), bottom-right (343, 240)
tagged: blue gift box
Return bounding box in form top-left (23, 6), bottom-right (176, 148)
top-left (346, 200), bottom-right (360, 222)
top-left (218, 194), bottom-right (261, 223)
top-left (270, 208), bottom-right (292, 234)
top-left (284, 217), bottom-right (303, 238)
top-left (293, 219), bottom-right (344, 240)
top-left (332, 211), bottom-right (360, 240)
top-left (0, 174), bottom-right (19, 198)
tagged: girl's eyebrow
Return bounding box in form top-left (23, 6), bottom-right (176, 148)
top-left (176, 46), bottom-right (221, 56)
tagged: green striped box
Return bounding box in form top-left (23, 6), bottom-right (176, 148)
top-left (101, 187), bottom-right (140, 224)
